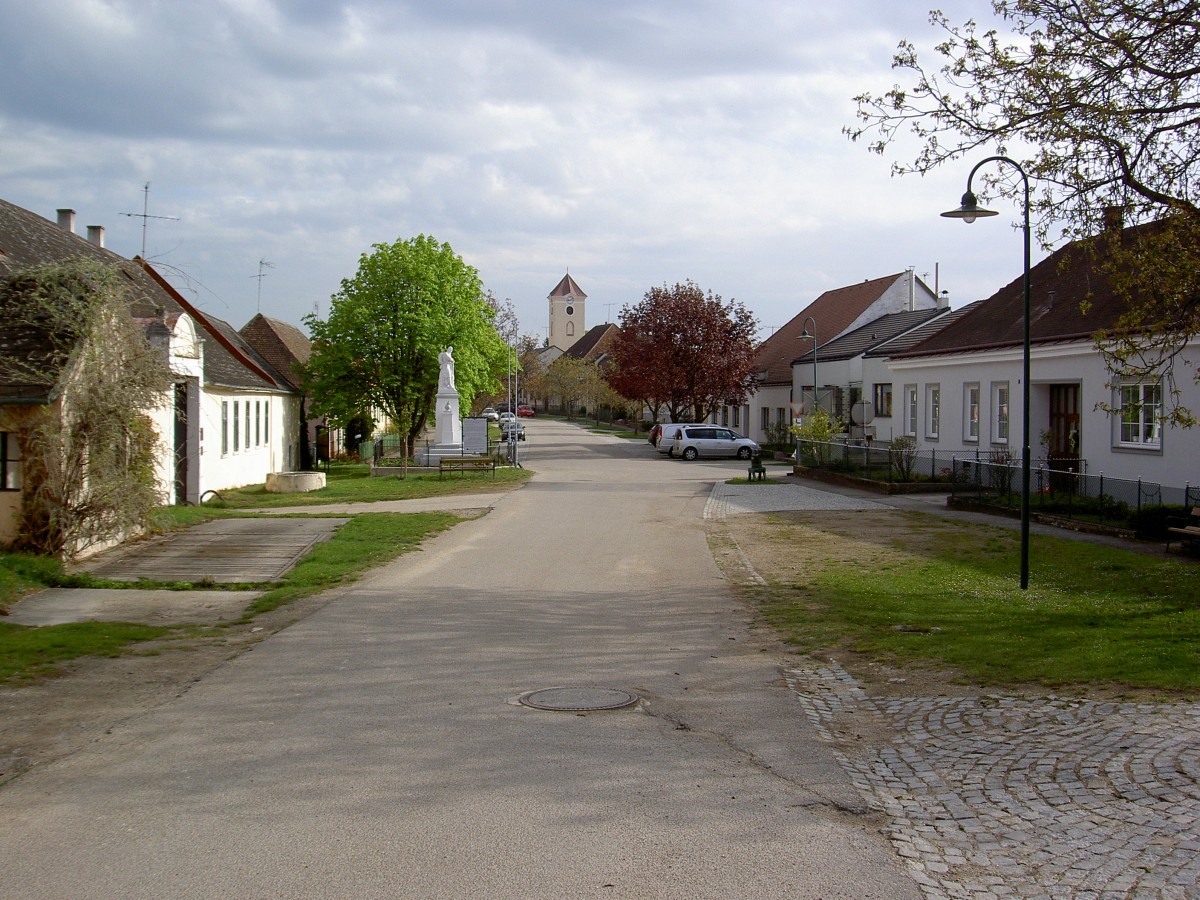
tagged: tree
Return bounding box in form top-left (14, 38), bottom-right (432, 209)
top-left (303, 235), bottom-right (510, 447)
top-left (847, 0), bottom-right (1200, 424)
top-left (542, 356), bottom-right (597, 418)
top-left (610, 281), bottom-right (758, 423)
top-left (0, 260), bottom-right (172, 558)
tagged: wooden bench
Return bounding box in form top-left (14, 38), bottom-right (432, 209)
top-left (1165, 507), bottom-right (1200, 552)
top-left (439, 455), bottom-right (496, 479)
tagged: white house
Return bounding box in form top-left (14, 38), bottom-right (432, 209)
top-left (727, 270), bottom-right (942, 444)
top-left (0, 197), bottom-right (301, 548)
top-left (881, 222), bottom-right (1200, 492)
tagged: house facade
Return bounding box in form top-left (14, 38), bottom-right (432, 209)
top-left (0, 198), bottom-right (300, 548)
top-left (720, 270), bottom-right (941, 443)
top-left (883, 223), bottom-right (1200, 489)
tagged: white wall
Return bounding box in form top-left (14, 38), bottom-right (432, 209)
top-left (885, 340), bottom-right (1200, 489)
top-left (198, 388), bottom-right (301, 494)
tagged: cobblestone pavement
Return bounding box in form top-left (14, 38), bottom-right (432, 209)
top-left (786, 663), bottom-right (1200, 899)
top-left (706, 480), bottom-right (1200, 899)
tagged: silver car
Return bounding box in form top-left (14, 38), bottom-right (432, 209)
top-left (671, 426), bottom-right (758, 460)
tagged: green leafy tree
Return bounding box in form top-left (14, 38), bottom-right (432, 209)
top-left (610, 280), bottom-right (758, 423)
top-left (847, 0), bottom-right (1200, 424)
top-left (303, 235), bottom-right (509, 446)
top-left (0, 260), bottom-right (171, 558)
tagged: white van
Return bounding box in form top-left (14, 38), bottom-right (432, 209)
top-left (656, 423), bottom-right (702, 456)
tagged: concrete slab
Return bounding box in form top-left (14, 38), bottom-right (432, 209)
top-left (77, 517), bottom-right (350, 583)
top-left (5, 588), bottom-right (263, 627)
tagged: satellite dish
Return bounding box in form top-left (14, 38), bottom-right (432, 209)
top-left (850, 401), bottom-right (875, 425)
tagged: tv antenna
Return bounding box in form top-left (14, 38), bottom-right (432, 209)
top-left (604, 302), bottom-right (617, 322)
top-left (121, 182), bottom-right (178, 258)
top-left (252, 259), bottom-right (275, 312)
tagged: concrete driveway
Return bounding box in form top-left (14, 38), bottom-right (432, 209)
top-left (0, 419), bottom-right (918, 899)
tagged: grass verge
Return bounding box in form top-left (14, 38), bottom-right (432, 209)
top-left (754, 510), bottom-right (1200, 692)
top-left (206, 463), bottom-right (529, 508)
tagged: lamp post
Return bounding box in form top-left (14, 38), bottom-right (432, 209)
top-left (799, 316), bottom-right (818, 414)
top-left (941, 155), bottom-right (1032, 590)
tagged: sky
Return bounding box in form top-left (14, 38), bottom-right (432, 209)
top-left (0, 0), bottom-right (1039, 342)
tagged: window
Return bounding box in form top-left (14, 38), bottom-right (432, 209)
top-left (244, 403), bottom-right (251, 449)
top-left (732, 405), bottom-right (741, 428)
top-left (761, 407), bottom-right (771, 432)
top-left (904, 385), bottom-right (918, 436)
top-left (264, 401), bottom-right (270, 444)
top-left (1, 432), bottom-right (21, 490)
top-left (776, 407), bottom-right (786, 425)
top-left (222, 401), bottom-right (229, 456)
top-left (992, 382), bottom-right (1009, 444)
top-left (873, 383), bottom-right (892, 417)
top-left (1118, 382), bottom-right (1162, 448)
top-left (255, 401), bottom-right (261, 447)
top-left (926, 385), bottom-right (941, 438)
top-left (964, 384), bottom-right (980, 442)
top-left (233, 401), bottom-right (240, 451)
top-left (566, 321), bottom-right (574, 337)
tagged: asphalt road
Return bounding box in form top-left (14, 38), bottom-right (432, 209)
top-left (0, 419), bottom-right (919, 899)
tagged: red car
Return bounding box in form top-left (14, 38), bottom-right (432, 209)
top-left (517, 404), bottom-right (536, 417)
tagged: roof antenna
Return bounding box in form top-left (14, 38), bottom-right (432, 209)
top-left (121, 182), bottom-right (179, 258)
top-left (252, 259), bottom-right (275, 313)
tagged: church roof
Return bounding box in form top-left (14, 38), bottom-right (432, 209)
top-left (548, 273), bottom-right (586, 299)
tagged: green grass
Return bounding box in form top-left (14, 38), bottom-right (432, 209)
top-left (0, 621), bottom-right (174, 682)
top-left (760, 513), bottom-right (1200, 692)
top-left (207, 463), bottom-right (529, 508)
top-left (246, 511), bottom-right (457, 614)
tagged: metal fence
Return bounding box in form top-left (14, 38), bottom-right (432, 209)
top-left (949, 457), bottom-right (1198, 531)
top-left (796, 439), bottom-right (990, 484)
top-left (796, 438), bottom-right (1197, 533)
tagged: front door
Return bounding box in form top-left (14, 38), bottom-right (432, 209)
top-left (1048, 384), bottom-right (1081, 471)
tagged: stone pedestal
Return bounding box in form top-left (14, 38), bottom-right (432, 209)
top-left (416, 390), bottom-right (465, 465)
top-left (434, 391), bottom-right (462, 446)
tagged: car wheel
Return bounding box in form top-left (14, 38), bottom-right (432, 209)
top-left (682, 447), bottom-right (698, 461)
top-left (667, 448), bottom-right (674, 458)
top-left (737, 447), bottom-right (752, 460)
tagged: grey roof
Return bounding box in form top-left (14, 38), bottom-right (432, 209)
top-left (791, 308), bottom-right (943, 364)
top-left (863, 302), bottom-right (983, 358)
top-left (0, 197), bottom-right (296, 400)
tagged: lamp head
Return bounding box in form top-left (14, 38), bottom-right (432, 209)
top-left (800, 327), bottom-right (815, 340)
top-left (941, 190), bottom-right (998, 224)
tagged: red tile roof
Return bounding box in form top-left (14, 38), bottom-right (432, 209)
top-left (754, 273), bottom-right (908, 384)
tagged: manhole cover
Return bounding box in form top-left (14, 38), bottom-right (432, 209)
top-left (518, 687), bottom-right (639, 712)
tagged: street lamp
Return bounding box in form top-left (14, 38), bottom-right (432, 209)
top-left (942, 155), bottom-right (1032, 590)
top-left (799, 316), bottom-right (818, 414)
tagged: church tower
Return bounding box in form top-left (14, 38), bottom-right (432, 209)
top-left (547, 273), bottom-right (586, 351)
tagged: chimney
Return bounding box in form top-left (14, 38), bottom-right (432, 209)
top-left (87, 225), bottom-right (106, 248)
top-left (57, 208), bottom-right (76, 233)
top-left (938, 290), bottom-right (950, 310)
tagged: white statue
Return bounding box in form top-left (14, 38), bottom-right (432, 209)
top-left (438, 346), bottom-right (456, 392)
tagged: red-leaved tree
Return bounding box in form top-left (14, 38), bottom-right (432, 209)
top-left (609, 281), bottom-right (758, 423)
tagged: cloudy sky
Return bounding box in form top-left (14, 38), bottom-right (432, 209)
top-left (1, 0), bottom-right (1037, 341)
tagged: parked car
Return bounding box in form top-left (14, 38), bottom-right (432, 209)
top-left (656, 423), bottom-right (701, 456)
top-left (497, 411), bottom-right (517, 428)
top-left (480, 407), bottom-right (499, 422)
top-left (517, 404), bottom-right (535, 417)
top-left (499, 418), bottom-right (526, 440)
top-left (671, 426), bottom-right (758, 460)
